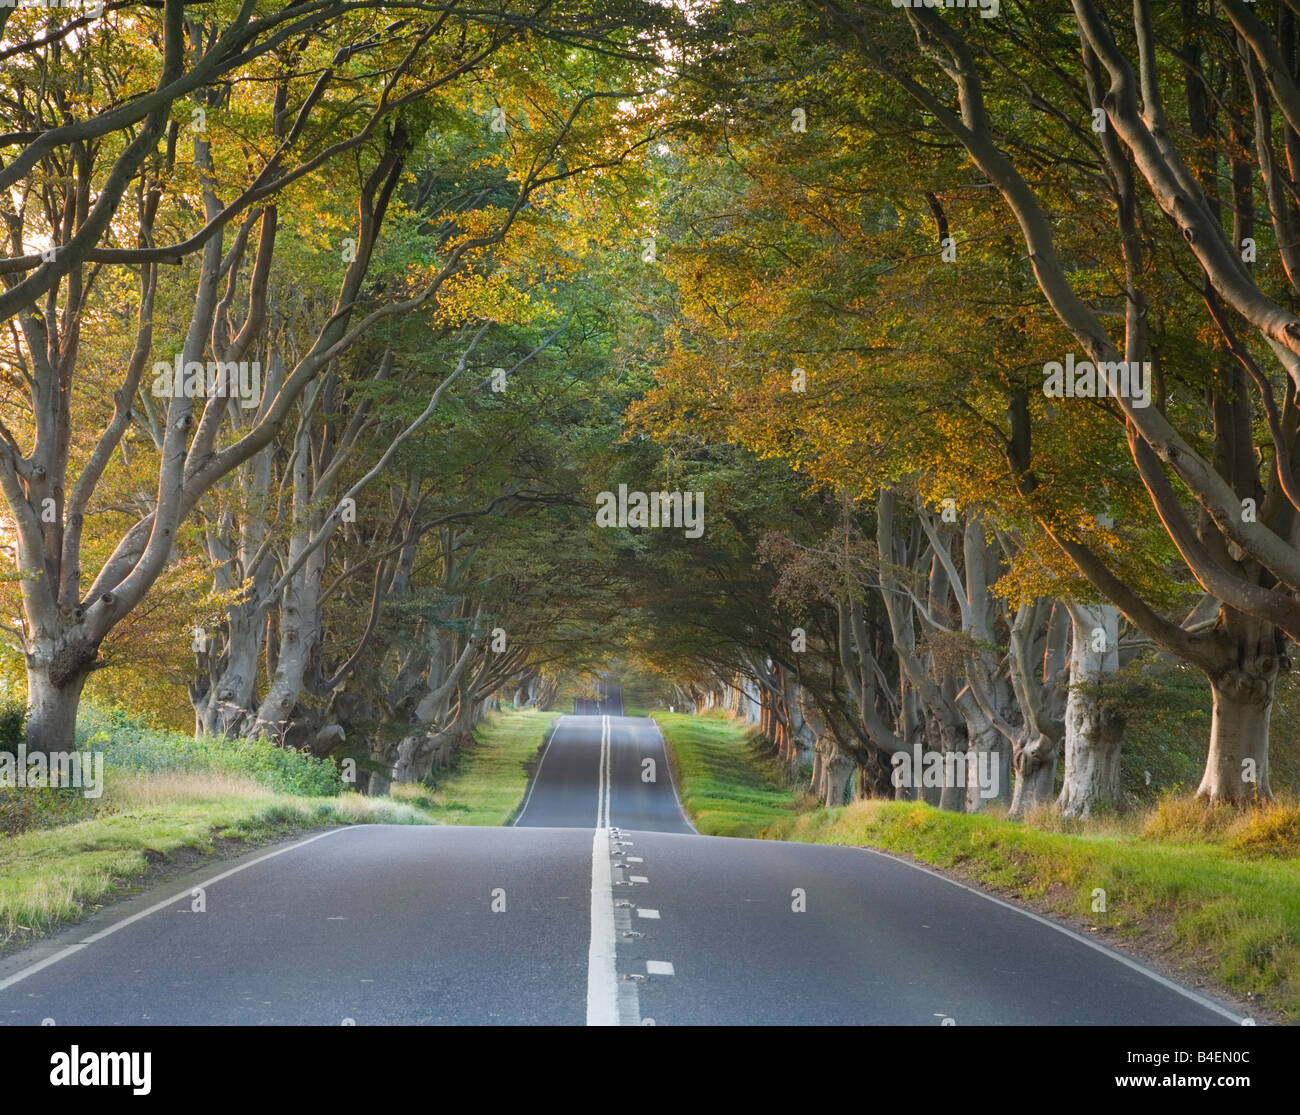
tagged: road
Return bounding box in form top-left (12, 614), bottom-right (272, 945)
top-left (0, 713), bottom-right (1239, 1025)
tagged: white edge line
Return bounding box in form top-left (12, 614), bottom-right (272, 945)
top-left (647, 715), bottom-right (700, 835)
top-left (0, 826), bottom-right (354, 994)
top-left (586, 826), bottom-right (619, 1025)
top-left (511, 714), bottom-right (565, 826)
top-left (850, 843), bottom-right (1246, 1024)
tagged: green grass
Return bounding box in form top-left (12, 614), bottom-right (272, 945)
top-left (0, 772), bottom-right (427, 948)
top-left (659, 708), bottom-right (1300, 1020)
top-left (390, 708), bottom-right (557, 825)
top-left (654, 711), bottom-right (802, 836)
top-left (1, 706), bottom-right (557, 950)
top-left (75, 704), bottom-right (346, 796)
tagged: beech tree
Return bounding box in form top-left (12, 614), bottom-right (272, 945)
top-left (0, 0), bottom-right (673, 753)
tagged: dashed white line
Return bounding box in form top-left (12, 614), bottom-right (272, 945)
top-left (636, 908), bottom-right (660, 919)
top-left (646, 961), bottom-right (675, 976)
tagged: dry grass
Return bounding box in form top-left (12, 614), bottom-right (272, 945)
top-left (1142, 793), bottom-right (1300, 856)
top-left (1021, 802), bottom-right (1145, 838)
top-left (109, 771), bottom-right (268, 809)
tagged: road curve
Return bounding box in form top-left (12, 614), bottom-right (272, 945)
top-left (0, 714), bottom-right (1239, 1025)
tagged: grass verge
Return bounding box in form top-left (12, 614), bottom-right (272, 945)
top-left (0, 773), bottom-right (427, 950)
top-left (390, 708), bottom-right (557, 825)
top-left (654, 711), bottom-right (803, 837)
top-left (658, 709), bottom-right (1300, 1021)
top-left (2, 706), bottom-right (557, 953)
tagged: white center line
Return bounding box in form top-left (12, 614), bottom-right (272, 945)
top-left (594, 714), bottom-right (612, 830)
top-left (603, 715), bottom-right (612, 828)
top-left (585, 826), bottom-right (619, 1026)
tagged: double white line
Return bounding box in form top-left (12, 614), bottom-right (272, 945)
top-left (595, 713), bottom-right (611, 828)
top-left (587, 715), bottom-right (618, 1025)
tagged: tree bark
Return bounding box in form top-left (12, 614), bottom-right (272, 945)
top-left (1199, 667), bottom-right (1276, 804)
top-left (24, 654), bottom-right (93, 754)
top-left (1058, 603), bottom-right (1122, 817)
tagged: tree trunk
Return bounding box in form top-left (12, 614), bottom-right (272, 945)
top-left (930, 712), bottom-right (966, 812)
top-left (822, 746), bottom-right (853, 807)
top-left (1009, 731), bottom-right (1058, 818)
top-left (193, 606), bottom-right (261, 738)
top-left (963, 720), bottom-right (1011, 813)
top-left (1198, 670), bottom-right (1275, 804)
top-left (25, 658), bottom-right (91, 754)
top-left (1058, 603), bottom-right (1122, 818)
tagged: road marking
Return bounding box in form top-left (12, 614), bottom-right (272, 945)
top-left (585, 826), bottom-right (619, 1026)
top-left (0, 826), bottom-right (353, 994)
top-left (626, 856), bottom-right (643, 863)
top-left (603, 715), bottom-right (612, 828)
top-left (646, 961), bottom-right (675, 976)
top-left (595, 714), bottom-right (612, 829)
top-left (636, 908), bottom-right (660, 919)
top-left (511, 715), bottom-right (565, 826)
top-left (629, 875), bottom-right (649, 884)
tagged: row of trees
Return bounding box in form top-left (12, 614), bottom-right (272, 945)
top-left (627, 0), bottom-right (1300, 811)
top-left (4, 0), bottom-right (1295, 813)
top-left (0, 0), bottom-right (684, 788)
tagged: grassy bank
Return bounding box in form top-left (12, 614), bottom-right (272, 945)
top-left (655, 709), bottom-right (1300, 1020)
top-left (1, 705), bottom-right (557, 950)
top-left (390, 707), bottom-right (557, 825)
top-left (653, 711), bottom-right (802, 836)
top-left (0, 773), bottom-right (426, 949)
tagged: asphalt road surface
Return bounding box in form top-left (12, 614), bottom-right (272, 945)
top-left (0, 713), bottom-right (1240, 1025)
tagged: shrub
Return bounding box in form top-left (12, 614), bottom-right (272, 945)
top-left (1141, 792), bottom-right (1238, 843)
top-left (0, 785), bottom-right (98, 836)
top-left (77, 705), bottom-right (345, 796)
top-left (0, 696), bottom-right (25, 758)
top-left (1226, 801), bottom-right (1300, 857)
